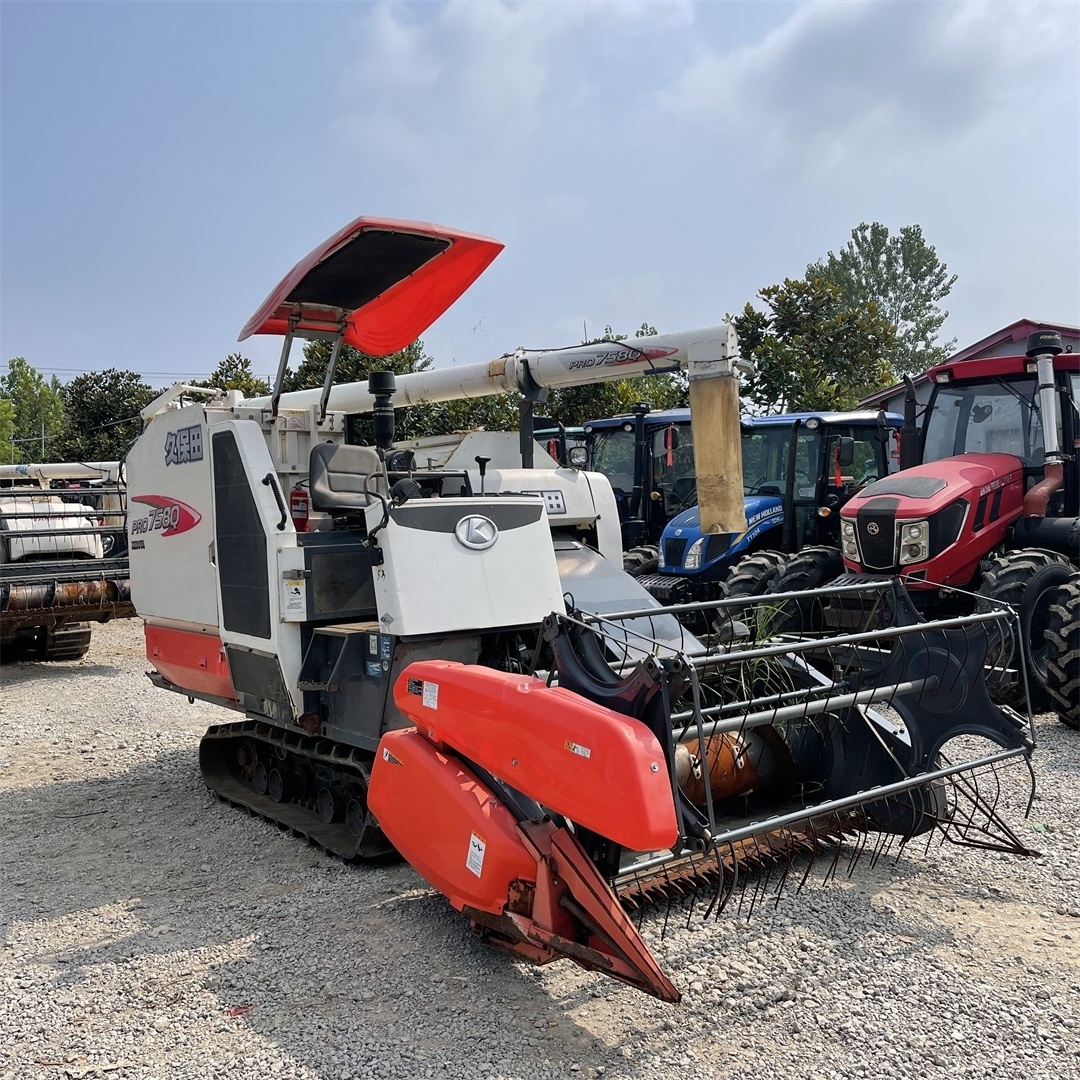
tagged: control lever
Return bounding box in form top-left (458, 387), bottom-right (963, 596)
top-left (475, 455), bottom-right (491, 496)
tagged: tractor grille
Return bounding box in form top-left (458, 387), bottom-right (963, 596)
top-left (855, 497), bottom-right (899, 571)
top-left (664, 538), bottom-right (688, 567)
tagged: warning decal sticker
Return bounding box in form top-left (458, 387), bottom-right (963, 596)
top-left (467, 833), bottom-right (486, 878)
top-left (422, 681), bottom-right (439, 710)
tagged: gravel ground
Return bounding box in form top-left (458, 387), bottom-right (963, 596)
top-left (1, 619), bottom-right (1078, 1080)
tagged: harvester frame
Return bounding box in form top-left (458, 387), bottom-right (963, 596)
top-left (125, 215), bottom-right (1039, 1002)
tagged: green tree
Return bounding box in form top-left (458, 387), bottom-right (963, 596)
top-left (0, 357), bottom-right (65, 463)
top-left (57, 369), bottom-right (157, 462)
top-left (733, 277), bottom-right (895, 413)
top-left (194, 353), bottom-right (270, 398)
top-left (807, 222), bottom-right (957, 375)
top-left (0, 398), bottom-right (15, 463)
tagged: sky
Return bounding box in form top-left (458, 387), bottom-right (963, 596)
top-left (2, 0), bottom-right (1078, 390)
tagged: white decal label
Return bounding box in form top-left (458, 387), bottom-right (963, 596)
top-left (422, 681), bottom-right (439, 710)
top-left (281, 571), bottom-right (306, 615)
top-left (565, 740), bottom-right (591, 759)
top-left (467, 833), bottom-right (486, 878)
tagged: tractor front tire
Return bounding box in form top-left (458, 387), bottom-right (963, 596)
top-left (717, 551), bottom-right (789, 637)
top-left (1045, 572), bottom-right (1080, 730)
top-left (766, 546), bottom-right (844, 635)
top-left (976, 550), bottom-right (1076, 713)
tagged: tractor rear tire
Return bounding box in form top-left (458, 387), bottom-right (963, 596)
top-left (1045, 572), bottom-right (1080, 730)
top-left (976, 550), bottom-right (1075, 713)
top-left (33, 623), bottom-right (93, 662)
top-left (766, 546), bottom-right (844, 635)
top-left (716, 551), bottom-right (788, 637)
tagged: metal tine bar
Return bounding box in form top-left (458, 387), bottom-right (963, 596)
top-left (613, 746), bottom-right (1028, 884)
top-left (770, 827), bottom-right (797, 909)
top-left (867, 823), bottom-right (896, 870)
top-left (704, 683), bottom-right (844, 718)
top-left (820, 827), bottom-right (847, 888)
top-left (845, 825), bottom-right (872, 879)
top-left (937, 764), bottom-right (1036, 856)
top-left (583, 579), bottom-right (897, 623)
top-left (672, 677), bottom-right (938, 734)
top-left (681, 608), bottom-right (1013, 671)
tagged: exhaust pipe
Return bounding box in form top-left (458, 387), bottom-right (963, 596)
top-left (1022, 330), bottom-right (1065, 518)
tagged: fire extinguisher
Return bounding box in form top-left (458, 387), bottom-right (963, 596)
top-left (289, 484), bottom-right (310, 532)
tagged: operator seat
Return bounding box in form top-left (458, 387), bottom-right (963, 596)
top-left (309, 443), bottom-right (382, 513)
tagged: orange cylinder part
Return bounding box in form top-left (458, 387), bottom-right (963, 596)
top-left (367, 728), bottom-right (537, 915)
top-left (393, 660), bottom-right (679, 853)
top-left (675, 735), bottom-right (759, 805)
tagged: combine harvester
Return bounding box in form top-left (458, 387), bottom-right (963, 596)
top-left (1, 461), bottom-right (132, 660)
top-left (126, 217), bottom-right (1037, 1002)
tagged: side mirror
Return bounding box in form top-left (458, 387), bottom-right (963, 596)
top-left (653, 425), bottom-right (679, 459)
top-left (568, 446), bottom-right (589, 468)
top-left (836, 437), bottom-right (855, 469)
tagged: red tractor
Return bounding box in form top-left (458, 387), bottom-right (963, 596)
top-left (780, 330), bottom-right (1079, 728)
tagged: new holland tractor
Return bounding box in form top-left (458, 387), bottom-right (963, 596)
top-left (125, 215), bottom-right (1037, 1002)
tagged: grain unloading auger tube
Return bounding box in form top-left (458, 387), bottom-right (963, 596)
top-left (365, 578), bottom-right (1036, 1003)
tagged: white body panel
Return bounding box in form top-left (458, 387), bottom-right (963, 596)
top-left (125, 402), bottom-right (222, 630)
top-left (366, 495), bottom-right (564, 636)
top-left (476, 467), bottom-right (622, 563)
top-left (208, 420), bottom-right (305, 712)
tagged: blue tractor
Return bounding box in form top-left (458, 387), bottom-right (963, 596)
top-left (582, 406), bottom-right (902, 604)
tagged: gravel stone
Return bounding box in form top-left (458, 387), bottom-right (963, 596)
top-left (1, 619), bottom-right (1078, 1080)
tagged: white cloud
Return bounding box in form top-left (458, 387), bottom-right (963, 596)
top-left (657, 0), bottom-right (1079, 169)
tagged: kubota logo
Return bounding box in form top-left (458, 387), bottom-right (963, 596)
top-left (454, 515), bottom-right (498, 550)
top-left (130, 495), bottom-right (202, 537)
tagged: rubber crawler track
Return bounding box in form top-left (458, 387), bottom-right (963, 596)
top-left (199, 720), bottom-right (395, 861)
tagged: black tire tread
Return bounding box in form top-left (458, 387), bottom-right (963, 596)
top-left (1045, 573), bottom-right (1080, 730)
top-left (37, 623), bottom-right (93, 662)
top-left (976, 549), bottom-right (1075, 712)
top-left (766, 546), bottom-right (844, 634)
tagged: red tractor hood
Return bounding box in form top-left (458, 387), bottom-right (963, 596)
top-left (843, 453), bottom-right (1025, 518)
top-left (239, 216), bottom-right (504, 356)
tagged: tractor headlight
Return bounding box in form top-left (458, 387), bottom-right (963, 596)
top-left (684, 537), bottom-right (705, 570)
top-left (840, 518), bottom-right (860, 561)
top-left (898, 520), bottom-right (929, 565)
top-left (658, 544), bottom-right (666, 570)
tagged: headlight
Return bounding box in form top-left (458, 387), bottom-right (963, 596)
top-left (658, 545), bottom-right (666, 569)
top-left (840, 519), bottom-right (859, 560)
top-left (684, 537), bottom-right (705, 570)
top-left (898, 519), bottom-right (929, 565)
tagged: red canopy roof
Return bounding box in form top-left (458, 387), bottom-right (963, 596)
top-left (239, 216), bottom-right (504, 357)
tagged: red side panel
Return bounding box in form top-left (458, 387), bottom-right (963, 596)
top-left (393, 661), bottom-right (679, 853)
top-left (368, 728), bottom-right (536, 914)
top-left (238, 216), bottom-right (503, 357)
top-left (145, 625), bottom-right (234, 700)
